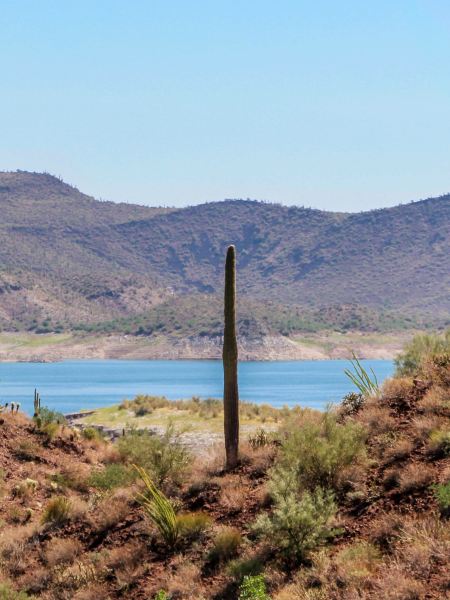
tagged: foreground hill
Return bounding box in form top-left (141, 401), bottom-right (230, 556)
top-left (0, 342), bottom-right (448, 598)
top-left (0, 171), bottom-right (448, 357)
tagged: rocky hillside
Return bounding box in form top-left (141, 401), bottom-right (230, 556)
top-left (0, 171), bottom-right (448, 337)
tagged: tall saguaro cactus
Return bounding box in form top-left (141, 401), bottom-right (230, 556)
top-left (223, 245), bottom-right (239, 469)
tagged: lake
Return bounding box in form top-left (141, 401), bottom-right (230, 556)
top-left (0, 359), bottom-right (394, 415)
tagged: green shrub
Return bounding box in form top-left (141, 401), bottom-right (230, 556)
top-left (88, 463), bottom-right (134, 490)
top-left (118, 423), bottom-right (190, 490)
top-left (153, 592), bottom-right (168, 600)
top-left (432, 482), bottom-right (450, 517)
top-left (228, 557), bottom-right (264, 581)
top-left (42, 496), bottom-right (72, 525)
top-left (40, 422), bottom-right (59, 440)
top-left (278, 410), bottom-right (366, 493)
top-left (238, 575), bottom-right (270, 600)
top-left (395, 330), bottom-right (450, 376)
top-left (209, 527), bottom-right (242, 563)
top-left (176, 511), bottom-right (212, 540)
top-left (81, 427), bottom-right (104, 441)
top-left (253, 485), bottom-right (336, 563)
top-left (36, 407), bottom-right (66, 427)
top-left (429, 429), bottom-right (450, 457)
top-left (0, 582), bottom-right (33, 599)
top-left (134, 465), bottom-right (179, 547)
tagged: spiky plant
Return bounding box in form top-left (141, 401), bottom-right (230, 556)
top-left (344, 352), bottom-right (379, 396)
top-left (134, 464), bottom-right (179, 547)
top-left (223, 245), bottom-right (239, 469)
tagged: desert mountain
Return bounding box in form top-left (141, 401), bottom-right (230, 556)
top-left (0, 171), bottom-right (448, 337)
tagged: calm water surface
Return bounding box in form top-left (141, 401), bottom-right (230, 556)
top-left (0, 359), bottom-right (394, 415)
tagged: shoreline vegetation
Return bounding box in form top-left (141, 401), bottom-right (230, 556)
top-left (0, 329), bottom-right (420, 362)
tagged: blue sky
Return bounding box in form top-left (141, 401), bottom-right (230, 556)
top-left (1, 1), bottom-right (450, 211)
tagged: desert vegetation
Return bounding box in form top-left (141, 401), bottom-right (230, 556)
top-left (0, 332), bottom-right (448, 598)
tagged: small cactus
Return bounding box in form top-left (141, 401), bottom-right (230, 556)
top-left (10, 402), bottom-right (15, 412)
top-left (33, 389), bottom-right (41, 418)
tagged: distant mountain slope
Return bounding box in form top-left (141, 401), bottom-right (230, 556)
top-left (0, 171), bottom-right (448, 336)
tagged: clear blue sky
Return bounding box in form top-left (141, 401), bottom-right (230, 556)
top-left (1, 1), bottom-right (450, 211)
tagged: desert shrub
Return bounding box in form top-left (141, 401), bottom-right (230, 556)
top-left (135, 465), bottom-right (179, 547)
top-left (384, 437), bottom-right (415, 463)
top-left (428, 428), bottom-right (450, 457)
top-left (120, 395), bottom-right (171, 414)
top-left (397, 463), bottom-right (434, 494)
top-left (209, 527), bottom-right (242, 563)
top-left (422, 352), bottom-right (450, 387)
top-left (369, 512), bottom-right (403, 551)
top-left (340, 392), bottom-right (364, 415)
top-left (382, 377), bottom-right (415, 403)
top-left (40, 422), bottom-right (59, 440)
top-left (335, 541), bottom-right (381, 581)
top-left (42, 496), bottom-right (72, 525)
top-left (13, 478), bottom-right (38, 499)
top-left (278, 410), bottom-right (366, 493)
top-left (94, 495), bottom-right (129, 532)
top-left (118, 423), bottom-right (190, 489)
top-left (356, 402), bottom-right (396, 437)
top-left (395, 330), bottom-right (450, 376)
top-left (248, 428), bottom-right (277, 449)
top-left (176, 512), bottom-right (212, 540)
top-left (81, 427), bottom-right (104, 442)
top-left (0, 583), bottom-right (32, 599)
top-left (45, 537), bottom-right (82, 567)
top-left (253, 485), bottom-right (336, 563)
top-left (51, 464), bottom-right (90, 492)
top-left (238, 575), bottom-right (270, 600)
top-left (432, 482), bottom-right (450, 517)
top-left (39, 407), bottom-right (66, 425)
top-left (418, 386), bottom-right (450, 414)
top-left (154, 592), bottom-right (168, 600)
top-left (228, 557), bottom-right (264, 581)
top-left (14, 440), bottom-right (40, 461)
top-left (88, 463), bottom-right (134, 490)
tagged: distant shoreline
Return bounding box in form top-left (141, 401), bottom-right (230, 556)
top-left (0, 330), bottom-right (413, 363)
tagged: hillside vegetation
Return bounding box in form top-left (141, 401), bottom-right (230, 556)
top-left (0, 171), bottom-right (448, 347)
top-left (0, 334), bottom-right (449, 598)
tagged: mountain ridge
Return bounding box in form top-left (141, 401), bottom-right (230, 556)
top-left (0, 171), bottom-right (448, 344)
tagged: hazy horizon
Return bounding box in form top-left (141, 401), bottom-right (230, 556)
top-left (2, 2), bottom-right (450, 211)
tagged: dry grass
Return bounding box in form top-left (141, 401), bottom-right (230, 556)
top-left (51, 462), bottom-right (91, 492)
top-left (384, 437), bottom-right (415, 463)
top-left (44, 537), bottom-right (82, 567)
top-left (166, 561), bottom-right (203, 599)
top-left (382, 377), bottom-right (415, 403)
top-left (412, 415), bottom-right (442, 443)
top-left (356, 402), bottom-right (396, 436)
top-left (397, 463), bottom-right (434, 494)
top-left (418, 385), bottom-right (450, 415)
top-left (217, 475), bottom-right (247, 512)
top-left (0, 525), bottom-right (35, 577)
top-left (373, 565), bottom-right (425, 600)
top-left (369, 512), bottom-right (404, 552)
top-left (92, 495), bottom-right (129, 533)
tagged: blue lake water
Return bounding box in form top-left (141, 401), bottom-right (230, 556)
top-left (0, 359), bottom-right (394, 415)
